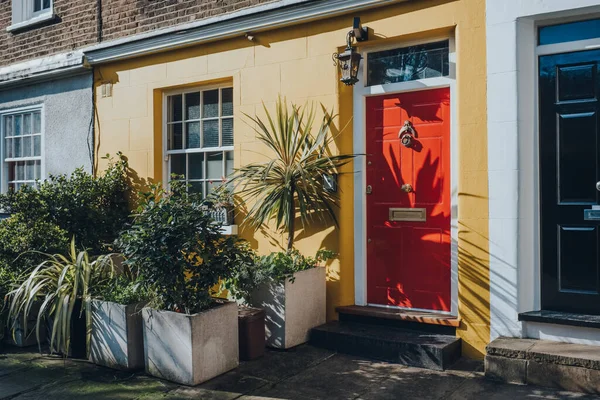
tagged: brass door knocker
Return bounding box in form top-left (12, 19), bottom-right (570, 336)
top-left (398, 120), bottom-right (416, 148)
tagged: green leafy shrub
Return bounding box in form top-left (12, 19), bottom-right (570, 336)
top-left (116, 180), bottom-right (254, 314)
top-left (0, 154), bottom-right (131, 276)
top-left (101, 277), bottom-right (154, 306)
top-left (223, 249), bottom-right (335, 301)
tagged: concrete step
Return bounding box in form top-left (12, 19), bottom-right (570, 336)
top-left (337, 305), bottom-right (459, 335)
top-left (486, 337), bottom-right (600, 394)
top-left (309, 321), bottom-right (461, 370)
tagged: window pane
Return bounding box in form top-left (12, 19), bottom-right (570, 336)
top-left (222, 88), bottom-right (233, 116)
top-left (4, 116), bottom-right (12, 137)
top-left (16, 161), bottom-right (24, 181)
top-left (170, 154), bottom-right (186, 178)
top-left (33, 135), bottom-right (41, 157)
top-left (22, 136), bottom-right (31, 157)
top-left (168, 95), bottom-right (183, 122)
top-left (14, 115), bottom-right (22, 136)
top-left (23, 114), bottom-right (31, 135)
top-left (203, 120), bottom-right (219, 148)
top-left (188, 153), bottom-right (204, 179)
top-left (367, 40), bottom-right (449, 86)
top-left (189, 181), bottom-right (203, 196)
top-left (168, 123), bottom-right (183, 150)
top-left (185, 92), bottom-right (200, 120)
top-left (43, 0), bottom-right (50, 9)
top-left (5, 138), bottom-right (12, 159)
top-left (186, 122), bottom-right (200, 149)
top-left (222, 118), bottom-right (233, 146)
top-left (34, 0), bottom-right (42, 12)
top-left (33, 112), bottom-right (41, 134)
top-left (206, 152), bottom-right (223, 180)
top-left (14, 137), bottom-right (21, 158)
top-left (35, 161), bottom-right (41, 180)
top-left (225, 151), bottom-right (234, 178)
top-left (203, 90), bottom-right (219, 118)
top-left (539, 18), bottom-right (600, 46)
top-left (26, 161), bottom-right (35, 181)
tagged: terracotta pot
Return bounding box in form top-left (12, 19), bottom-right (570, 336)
top-left (238, 306), bottom-right (265, 361)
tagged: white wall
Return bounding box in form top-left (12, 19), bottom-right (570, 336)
top-left (486, 0), bottom-right (600, 341)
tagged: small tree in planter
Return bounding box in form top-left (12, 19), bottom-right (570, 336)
top-left (116, 180), bottom-right (254, 385)
top-left (230, 98), bottom-right (356, 349)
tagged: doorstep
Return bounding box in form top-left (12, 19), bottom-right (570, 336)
top-left (486, 337), bottom-right (600, 394)
top-left (337, 305), bottom-right (460, 335)
top-left (519, 310), bottom-right (600, 329)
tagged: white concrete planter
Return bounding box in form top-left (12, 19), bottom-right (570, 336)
top-left (250, 266), bottom-right (326, 349)
top-left (90, 300), bottom-right (145, 370)
top-left (142, 301), bottom-right (239, 386)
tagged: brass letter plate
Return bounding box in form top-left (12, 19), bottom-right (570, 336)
top-left (389, 208), bottom-right (427, 222)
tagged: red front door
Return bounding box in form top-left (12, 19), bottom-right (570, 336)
top-left (366, 88), bottom-right (451, 312)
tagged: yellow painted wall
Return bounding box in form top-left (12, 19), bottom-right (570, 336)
top-left (94, 0), bottom-right (489, 358)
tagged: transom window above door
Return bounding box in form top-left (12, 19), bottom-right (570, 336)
top-left (539, 18), bottom-right (600, 46)
top-left (165, 86), bottom-right (234, 198)
top-left (367, 40), bottom-right (449, 86)
top-left (1, 108), bottom-right (43, 192)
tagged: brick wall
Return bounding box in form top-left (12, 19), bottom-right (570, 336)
top-left (0, 0), bottom-right (99, 67)
top-left (0, 0), bottom-right (279, 68)
top-left (101, 0), bottom-right (277, 42)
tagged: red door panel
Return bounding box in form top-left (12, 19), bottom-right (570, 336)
top-left (366, 88), bottom-right (451, 312)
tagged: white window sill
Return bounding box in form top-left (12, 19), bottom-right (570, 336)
top-left (220, 225), bottom-right (238, 235)
top-left (7, 12), bottom-right (55, 33)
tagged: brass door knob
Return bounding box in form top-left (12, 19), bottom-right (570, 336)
top-left (401, 184), bottom-right (413, 193)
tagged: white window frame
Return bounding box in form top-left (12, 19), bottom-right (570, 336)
top-left (7, 0), bottom-right (54, 33)
top-left (162, 84), bottom-right (234, 198)
top-left (0, 105), bottom-right (45, 193)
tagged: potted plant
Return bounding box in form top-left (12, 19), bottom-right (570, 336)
top-left (5, 239), bottom-right (117, 357)
top-left (90, 268), bottom-right (153, 371)
top-left (205, 179), bottom-right (235, 225)
top-left (230, 98), bottom-right (356, 349)
top-left (116, 180), bottom-right (253, 386)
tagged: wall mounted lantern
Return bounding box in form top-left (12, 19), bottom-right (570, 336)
top-left (333, 17), bottom-right (369, 86)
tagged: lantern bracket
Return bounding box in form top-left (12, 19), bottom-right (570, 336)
top-left (353, 16), bottom-right (369, 42)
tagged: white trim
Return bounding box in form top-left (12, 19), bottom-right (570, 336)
top-left (0, 104), bottom-right (45, 193)
top-left (6, 11), bottom-right (54, 33)
top-left (537, 37), bottom-right (600, 56)
top-left (353, 36), bottom-right (458, 317)
top-left (367, 303), bottom-right (454, 316)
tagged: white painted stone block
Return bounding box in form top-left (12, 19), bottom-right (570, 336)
top-left (90, 300), bottom-right (145, 370)
top-left (142, 301), bottom-right (239, 386)
top-left (250, 267), bottom-right (326, 349)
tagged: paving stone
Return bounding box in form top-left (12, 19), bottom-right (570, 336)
top-left (12, 374), bottom-right (172, 400)
top-left (198, 370), bottom-right (269, 395)
top-left (235, 345), bottom-right (334, 382)
top-left (250, 353), bottom-right (403, 400)
top-left (527, 359), bottom-right (600, 394)
top-left (446, 375), bottom-right (597, 400)
top-left (485, 355), bottom-right (528, 384)
top-left (0, 365), bottom-right (77, 399)
top-left (528, 341), bottom-right (600, 371)
top-left (486, 338), bottom-right (537, 359)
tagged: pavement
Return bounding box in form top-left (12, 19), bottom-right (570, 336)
top-left (0, 344), bottom-right (598, 400)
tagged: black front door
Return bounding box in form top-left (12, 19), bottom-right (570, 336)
top-left (540, 49), bottom-right (600, 314)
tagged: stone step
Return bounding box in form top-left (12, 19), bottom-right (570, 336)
top-left (337, 305), bottom-right (459, 335)
top-left (486, 337), bottom-right (600, 394)
top-left (309, 321), bottom-right (461, 370)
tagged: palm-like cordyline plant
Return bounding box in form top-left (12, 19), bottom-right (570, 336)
top-left (6, 238), bottom-right (117, 355)
top-left (232, 98), bottom-right (356, 251)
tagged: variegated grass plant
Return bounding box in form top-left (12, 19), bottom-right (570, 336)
top-left (6, 238), bottom-right (117, 356)
top-left (231, 98), bottom-right (356, 251)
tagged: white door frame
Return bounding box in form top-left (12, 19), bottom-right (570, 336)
top-left (352, 36), bottom-right (459, 317)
